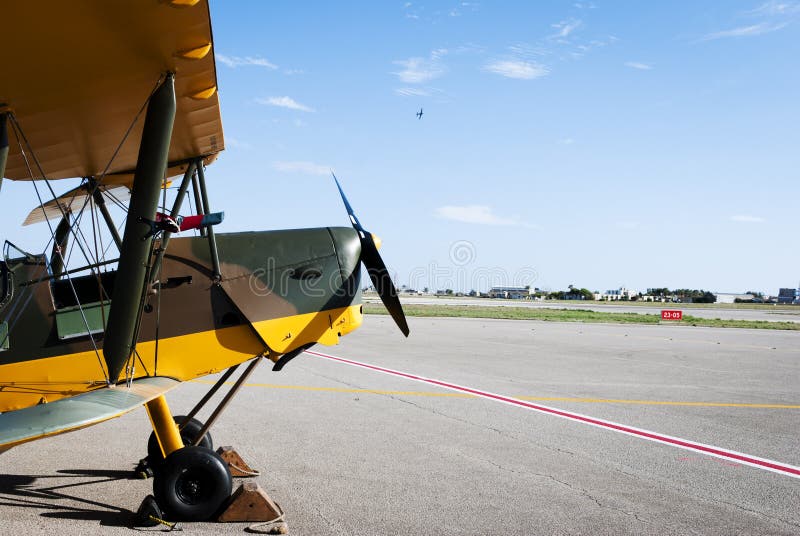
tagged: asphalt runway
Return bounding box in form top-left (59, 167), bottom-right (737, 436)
top-left (0, 316), bottom-right (798, 534)
top-left (379, 295), bottom-right (800, 322)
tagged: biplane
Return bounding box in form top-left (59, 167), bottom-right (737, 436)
top-left (0, 0), bottom-right (408, 522)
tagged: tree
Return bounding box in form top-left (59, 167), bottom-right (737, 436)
top-left (676, 289), bottom-right (716, 303)
top-left (697, 291), bottom-right (716, 303)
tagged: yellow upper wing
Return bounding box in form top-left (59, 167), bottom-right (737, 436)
top-left (0, 0), bottom-right (223, 181)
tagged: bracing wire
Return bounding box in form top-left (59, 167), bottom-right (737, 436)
top-left (5, 74), bottom-right (167, 386)
top-left (186, 186), bottom-right (199, 237)
top-left (153, 178), bottom-right (170, 376)
top-left (124, 238), bottom-right (159, 386)
top-left (8, 117), bottom-right (110, 384)
top-left (101, 218), bottom-right (124, 259)
top-left (72, 219), bottom-right (100, 268)
top-left (42, 74), bottom-right (164, 237)
top-left (89, 196), bottom-right (110, 332)
top-left (104, 188), bottom-right (130, 212)
top-left (96, 200), bottom-right (107, 269)
top-left (10, 119), bottom-right (96, 271)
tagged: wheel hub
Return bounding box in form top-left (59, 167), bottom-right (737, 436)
top-left (176, 471), bottom-right (206, 505)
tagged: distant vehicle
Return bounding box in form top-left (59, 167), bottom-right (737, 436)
top-left (416, 108), bottom-right (424, 119)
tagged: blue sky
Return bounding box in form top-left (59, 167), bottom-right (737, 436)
top-left (3, 1), bottom-right (799, 295)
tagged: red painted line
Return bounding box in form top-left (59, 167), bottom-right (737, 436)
top-left (305, 350), bottom-right (800, 479)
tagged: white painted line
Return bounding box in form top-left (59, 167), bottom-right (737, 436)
top-left (306, 350), bottom-right (800, 479)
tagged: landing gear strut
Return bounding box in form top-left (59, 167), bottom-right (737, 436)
top-left (139, 357), bottom-right (267, 522)
top-left (146, 415), bottom-right (213, 466)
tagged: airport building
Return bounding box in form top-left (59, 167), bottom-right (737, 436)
top-left (777, 288), bottom-right (799, 304)
top-left (598, 287), bottom-right (634, 301)
top-left (487, 286), bottom-right (531, 299)
top-left (714, 293), bottom-right (755, 304)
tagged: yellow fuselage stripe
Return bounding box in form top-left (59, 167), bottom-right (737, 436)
top-left (0, 305), bottom-right (362, 413)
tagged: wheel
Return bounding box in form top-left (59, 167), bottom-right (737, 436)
top-left (153, 446), bottom-right (232, 521)
top-left (147, 415), bottom-right (213, 464)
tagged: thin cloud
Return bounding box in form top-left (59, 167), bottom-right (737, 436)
top-left (701, 22), bottom-right (788, 40)
top-left (484, 60), bottom-right (549, 80)
top-left (508, 43), bottom-right (549, 59)
top-left (625, 61), bottom-right (653, 70)
top-left (216, 54), bottom-right (278, 69)
top-left (393, 50), bottom-right (448, 84)
top-left (551, 19), bottom-right (583, 38)
top-left (436, 205), bottom-right (535, 227)
top-left (731, 215), bottom-right (766, 223)
top-left (395, 87), bottom-right (431, 97)
top-left (748, 1), bottom-right (800, 15)
top-left (225, 137), bottom-right (252, 150)
top-left (573, 35), bottom-right (619, 56)
top-left (510, 23), bottom-right (615, 69)
top-left (557, 138), bottom-right (575, 145)
top-left (256, 96), bottom-right (315, 112)
top-left (273, 161), bottom-right (329, 175)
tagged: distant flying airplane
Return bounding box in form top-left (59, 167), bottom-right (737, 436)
top-left (416, 108), bottom-right (423, 119)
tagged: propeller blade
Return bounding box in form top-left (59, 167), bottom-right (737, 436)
top-left (332, 172), bottom-right (364, 235)
top-left (332, 173), bottom-right (410, 337)
top-left (361, 234), bottom-right (410, 337)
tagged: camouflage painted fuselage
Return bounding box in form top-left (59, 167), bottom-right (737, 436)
top-left (0, 227), bottom-right (363, 412)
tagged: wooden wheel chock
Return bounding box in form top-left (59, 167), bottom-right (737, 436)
top-left (217, 481), bottom-right (283, 524)
top-left (216, 445), bottom-right (260, 477)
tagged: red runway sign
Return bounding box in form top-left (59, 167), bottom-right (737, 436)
top-left (661, 309), bottom-right (683, 321)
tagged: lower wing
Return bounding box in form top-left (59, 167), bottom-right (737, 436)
top-left (0, 376), bottom-right (179, 452)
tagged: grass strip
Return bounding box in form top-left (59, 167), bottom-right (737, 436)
top-left (362, 303), bottom-right (800, 331)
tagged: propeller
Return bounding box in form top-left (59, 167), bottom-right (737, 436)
top-left (332, 173), bottom-right (409, 337)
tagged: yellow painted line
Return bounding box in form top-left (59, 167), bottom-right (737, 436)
top-left (189, 380), bottom-right (800, 409)
top-left (191, 379), bottom-right (472, 397)
top-left (515, 396), bottom-right (800, 409)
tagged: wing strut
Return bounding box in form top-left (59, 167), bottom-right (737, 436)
top-left (149, 159), bottom-right (196, 279)
top-left (102, 74), bottom-right (176, 383)
top-left (195, 160), bottom-right (222, 281)
top-left (50, 214), bottom-right (71, 280)
top-left (89, 178), bottom-right (124, 249)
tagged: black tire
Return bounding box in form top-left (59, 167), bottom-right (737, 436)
top-left (147, 415), bottom-right (213, 463)
top-left (153, 446), bottom-right (232, 521)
